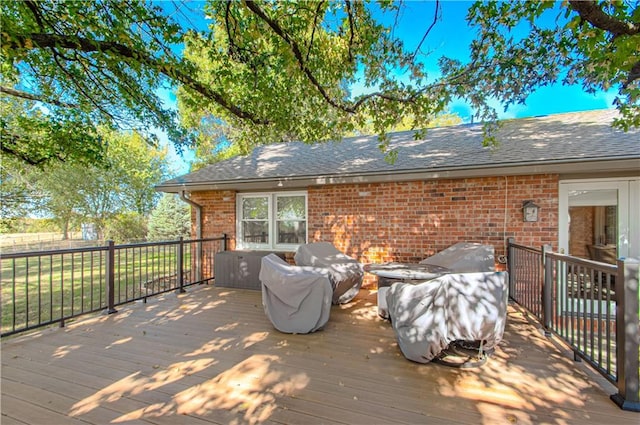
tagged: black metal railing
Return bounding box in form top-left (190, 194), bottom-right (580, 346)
top-left (507, 238), bottom-right (639, 412)
top-left (0, 236), bottom-right (228, 337)
top-left (545, 253), bottom-right (618, 379)
top-left (506, 242), bottom-right (544, 318)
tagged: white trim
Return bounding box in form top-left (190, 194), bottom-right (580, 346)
top-left (629, 179), bottom-right (640, 258)
top-left (237, 194), bottom-right (271, 250)
top-left (559, 177), bottom-right (639, 259)
top-left (558, 177), bottom-right (639, 184)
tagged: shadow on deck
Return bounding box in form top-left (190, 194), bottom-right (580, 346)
top-left (1, 285), bottom-right (637, 424)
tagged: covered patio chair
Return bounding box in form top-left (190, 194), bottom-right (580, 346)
top-left (294, 242), bottom-right (364, 304)
top-left (259, 254), bottom-right (332, 334)
top-left (385, 271), bottom-right (508, 367)
top-left (419, 242), bottom-right (495, 273)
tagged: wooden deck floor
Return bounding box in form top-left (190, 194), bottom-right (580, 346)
top-left (2, 285), bottom-right (637, 425)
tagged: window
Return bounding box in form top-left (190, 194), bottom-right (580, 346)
top-left (238, 192), bottom-right (307, 249)
top-left (240, 196), bottom-right (269, 244)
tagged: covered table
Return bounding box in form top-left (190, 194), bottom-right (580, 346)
top-left (364, 262), bottom-right (450, 319)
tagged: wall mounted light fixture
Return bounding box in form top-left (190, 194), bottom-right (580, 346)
top-left (522, 200), bottom-right (540, 222)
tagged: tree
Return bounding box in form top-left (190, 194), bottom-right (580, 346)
top-left (180, 1), bottom-right (639, 154)
top-left (2, 1), bottom-right (638, 166)
top-left (444, 1), bottom-right (640, 131)
top-left (0, 93), bottom-right (104, 166)
top-left (178, 1), bottom-right (452, 158)
top-left (1, 0), bottom-right (195, 165)
top-left (146, 194), bottom-right (191, 242)
top-left (105, 131), bottom-right (168, 215)
top-left (0, 156), bottom-right (40, 232)
top-left (32, 164), bottom-right (86, 239)
top-left (103, 212), bottom-right (148, 244)
top-left (33, 128), bottom-right (168, 238)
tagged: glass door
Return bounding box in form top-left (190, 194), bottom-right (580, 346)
top-left (559, 179), bottom-right (637, 262)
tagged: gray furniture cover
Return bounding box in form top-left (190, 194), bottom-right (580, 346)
top-left (294, 242), bottom-right (364, 304)
top-left (419, 242), bottom-right (495, 273)
top-left (385, 271), bottom-right (508, 363)
top-left (259, 254), bottom-right (332, 334)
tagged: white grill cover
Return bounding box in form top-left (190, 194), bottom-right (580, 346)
top-left (386, 272), bottom-right (508, 363)
top-left (294, 242), bottom-right (363, 304)
top-left (259, 254), bottom-right (332, 334)
top-left (419, 242), bottom-right (495, 273)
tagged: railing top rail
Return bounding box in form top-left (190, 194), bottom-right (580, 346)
top-left (545, 251), bottom-right (618, 273)
top-left (508, 242), bottom-right (542, 254)
top-left (184, 237), bottom-right (226, 244)
top-left (0, 236), bottom-right (227, 259)
top-left (116, 236), bottom-right (226, 249)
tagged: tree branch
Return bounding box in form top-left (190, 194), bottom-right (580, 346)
top-left (50, 48), bottom-right (116, 120)
top-left (306, 1), bottom-right (325, 63)
top-left (568, 1), bottom-right (639, 37)
top-left (243, 0), bottom-right (355, 113)
top-left (0, 86), bottom-right (77, 108)
top-left (4, 32), bottom-right (270, 125)
top-left (0, 133), bottom-right (61, 166)
top-left (625, 60), bottom-right (640, 88)
top-left (24, 0), bottom-right (46, 29)
top-left (243, 1), bottom-right (430, 115)
top-left (344, 0), bottom-right (356, 63)
top-left (410, 0), bottom-right (440, 62)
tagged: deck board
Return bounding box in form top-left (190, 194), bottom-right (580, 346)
top-left (2, 285), bottom-right (637, 425)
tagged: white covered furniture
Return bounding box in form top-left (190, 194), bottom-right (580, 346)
top-left (385, 271), bottom-right (508, 364)
top-left (294, 242), bottom-right (364, 304)
top-left (259, 254), bottom-right (333, 334)
top-left (419, 242), bottom-right (495, 273)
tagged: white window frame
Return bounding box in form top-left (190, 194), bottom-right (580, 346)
top-left (237, 191), bottom-right (308, 250)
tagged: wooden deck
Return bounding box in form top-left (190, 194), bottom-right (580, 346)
top-left (2, 285), bottom-right (637, 425)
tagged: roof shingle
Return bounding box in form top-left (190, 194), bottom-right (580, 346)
top-left (159, 109), bottom-right (639, 191)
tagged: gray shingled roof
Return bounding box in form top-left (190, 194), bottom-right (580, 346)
top-left (158, 109), bottom-right (639, 192)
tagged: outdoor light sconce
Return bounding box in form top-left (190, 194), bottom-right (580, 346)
top-left (522, 200), bottom-right (540, 222)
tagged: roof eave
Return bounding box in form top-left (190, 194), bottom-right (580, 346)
top-left (156, 157), bottom-right (640, 193)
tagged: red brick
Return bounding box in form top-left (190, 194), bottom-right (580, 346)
top-left (192, 175), bottom-right (559, 271)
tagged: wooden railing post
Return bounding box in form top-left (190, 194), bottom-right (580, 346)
top-left (541, 244), bottom-right (553, 336)
top-left (177, 237), bottom-right (185, 293)
top-left (611, 258), bottom-right (640, 411)
top-left (105, 240), bottom-right (117, 314)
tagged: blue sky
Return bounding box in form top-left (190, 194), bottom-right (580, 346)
top-left (360, 1), bottom-right (616, 120)
top-left (164, 1), bottom-right (617, 175)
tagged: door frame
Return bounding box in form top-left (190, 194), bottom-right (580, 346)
top-left (559, 177), bottom-right (639, 259)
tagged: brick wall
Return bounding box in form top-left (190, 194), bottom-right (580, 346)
top-left (190, 190), bottom-right (237, 249)
top-left (569, 206), bottom-right (594, 258)
top-left (190, 174), bottom-right (559, 283)
top-left (308, 175), bottom-right (559, 263)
